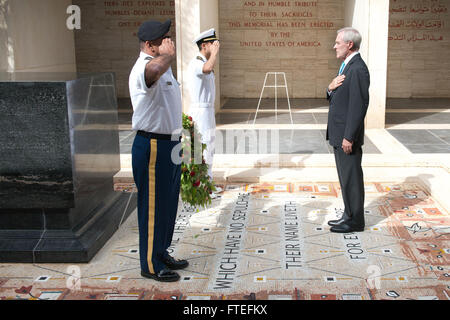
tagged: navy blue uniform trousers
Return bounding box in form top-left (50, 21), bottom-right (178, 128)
top-left (333, 145), bottom-right (365, 227)
top-left (132, 133), bottom-right (181, 274)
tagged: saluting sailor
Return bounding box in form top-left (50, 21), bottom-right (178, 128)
top-left (129, 19), bottom-right (188, 282)
top-left (187, 28), bottom-right (223, 196)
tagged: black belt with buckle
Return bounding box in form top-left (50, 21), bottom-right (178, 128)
top-left (137, 131), bottom-right (181, 141)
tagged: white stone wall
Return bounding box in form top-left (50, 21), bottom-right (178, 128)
top-left (0, 0), bottom-right (76, 73)
top-left (387, 0), bottom-right (450, 98)
top-left (73, 0), bottom-right (176, 98)
top-left (219, 0), bottom-right (345, 99)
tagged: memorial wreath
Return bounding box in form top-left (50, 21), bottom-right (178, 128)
top-left (180, 113), bottom-right (216, 208)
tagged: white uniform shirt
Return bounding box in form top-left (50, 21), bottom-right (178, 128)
top-left (186, 53), bottom-right (217, 177)
top-left (187, 53), bottom-right (215, 108)
top-left (129, 51), bottom-right (182, 135)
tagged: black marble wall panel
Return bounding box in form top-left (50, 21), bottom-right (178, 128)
top-left (0, 73), bottom-right (136, 262)
top-left (65, 73), bottom-right (121, 230)
top-left (0, 82), bottom-right (75, 208)
top-left (0, 72), bottom-right (121, 223)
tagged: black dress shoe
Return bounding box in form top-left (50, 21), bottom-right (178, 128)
top-left (330, 223), bottom-right (364, 233)
top-left (141, 268), bottom-right (180, 282)
top-left (162, 255), bottom-right (189, 270)
top-left (327, 217), bottom-right (348, 227)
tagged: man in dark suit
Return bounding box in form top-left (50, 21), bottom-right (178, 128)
top-left (326, 27), bottom-right (370, 233)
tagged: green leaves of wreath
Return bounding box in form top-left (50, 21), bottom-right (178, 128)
top-left (180, 113), bottom-right (216, 208)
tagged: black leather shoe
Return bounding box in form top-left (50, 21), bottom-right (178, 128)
top-left (141, 269), bottom-right (180, 282)
top-left (162, 255), bottom-right (189, 270)
top-left (330, 223), bottom-right (364, 233)
top-left (327, 218), bottom-right (348, 227)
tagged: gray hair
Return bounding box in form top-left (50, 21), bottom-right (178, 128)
top-left (337, 27), bottom-right (362, 50)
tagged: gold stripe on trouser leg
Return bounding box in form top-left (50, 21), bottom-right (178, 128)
top-left (147, 139), bottom-right (158, 274)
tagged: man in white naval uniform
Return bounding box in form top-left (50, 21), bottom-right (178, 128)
top-left (187, 28), bottom-right (222, 196)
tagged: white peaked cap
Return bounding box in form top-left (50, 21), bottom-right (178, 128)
top-left (193, 28), bottom-right (219, 44)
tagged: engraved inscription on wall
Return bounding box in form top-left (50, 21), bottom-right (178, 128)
top-left (219, 0), bottom-right (345, 99)
top-left (73, 0), bottom-right (176, 98)
top-left (388, 0), bottom-right (450, 97)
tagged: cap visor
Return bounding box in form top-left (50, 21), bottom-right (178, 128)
top-left (202, 37), bottom-right (218, 42)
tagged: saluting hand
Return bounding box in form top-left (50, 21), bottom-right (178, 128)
top-left (210, 41), bottom-right (220, 56)
top-left (328, 75), bottom-right (346, 92)
top-left (159, 38), bottom-right (176, 59)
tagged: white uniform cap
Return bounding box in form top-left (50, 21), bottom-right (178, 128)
top-left (193, 28), bottom-right (219, 45)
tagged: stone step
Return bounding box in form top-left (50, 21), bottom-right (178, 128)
top-left (113, 166), bottom-right (450, 213)
top-left (118, 153), bottom-right (450, 171)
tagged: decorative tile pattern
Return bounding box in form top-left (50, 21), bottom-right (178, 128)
top-left (1, 182), bottom-right (449, 300)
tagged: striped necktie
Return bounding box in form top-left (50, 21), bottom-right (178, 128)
top-left (338, 62), bottom-right (346, 75)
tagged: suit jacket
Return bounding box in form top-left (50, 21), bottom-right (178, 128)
top-left (326, 54), bottom-right (370, 148)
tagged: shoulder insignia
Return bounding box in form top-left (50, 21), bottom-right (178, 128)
top-left (145, 56), bottom-right (153, 61)
top-left (196, 56), bottom-right (205, 62)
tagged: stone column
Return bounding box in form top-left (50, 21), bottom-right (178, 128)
top-left (0, 0), bottom-right (76, 73)
top-left (345, 0), bottom-right (389, 129)
top-left (0, 0), bottom-right (12, 72)
top-left (175, 0), bottom-right (220, 114)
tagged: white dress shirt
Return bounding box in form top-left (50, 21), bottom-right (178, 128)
top-left (129, 51), bottom-right (182, 135)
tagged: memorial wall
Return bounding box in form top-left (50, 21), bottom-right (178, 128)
top-left (0, 0), bottom-right (76, 73)
top-left (387, 0), bottom-right (450, 97)
top-left (69, 0), bottom-right (450, 99)
top-left (219, 0), bottom-right (345, 99)
top-left (73, 0), bottom-right (176, 98)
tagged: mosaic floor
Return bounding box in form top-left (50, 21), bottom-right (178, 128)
top-left (1, 181), bottom-right (449, 300)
